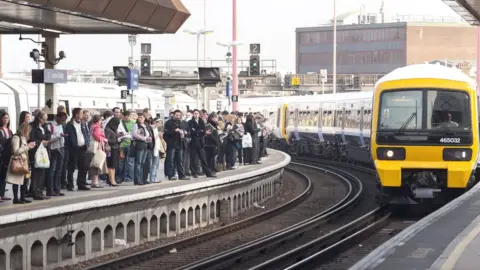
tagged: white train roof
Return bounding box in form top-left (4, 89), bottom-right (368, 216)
top-left (238, 91), bottom-right (373, 106)
top-left (375, 64), bottom-right (476, 88)
top-left (0, 79), bottom-right (196, 102)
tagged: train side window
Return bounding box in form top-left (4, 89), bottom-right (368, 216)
top-left (288, 110), bottom-right (295, 126)
top-left (335, 110), bottom-right (343, 127)
top-left (345, 110), bottom-right (352, 128)
top-left (323, 111), bottom-right (329, 127)
top-left (364, 110), bottom-right (372, 129)
top-left (312, 111), bottom-right (319, 126)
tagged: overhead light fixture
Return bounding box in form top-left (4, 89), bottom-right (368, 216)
top-left (12, 23), bottom-right (33, 28)
top-left (43, 28), bottom-right (63, 33)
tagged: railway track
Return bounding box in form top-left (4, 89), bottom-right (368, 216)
top-left (174, 161), bottom-right (382, 270)
top-left (82, 158), bottom-right (395, 270)
top-left (83, 166), bottom-right (333, 270)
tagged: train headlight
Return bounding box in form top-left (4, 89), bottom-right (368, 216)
top-left (443, 148), bottom-right (472, 161)
top-left (376, 147), bottom-right (406, 160)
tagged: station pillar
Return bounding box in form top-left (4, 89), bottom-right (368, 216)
top-left (163, 88), bottom-right (175, 117)
top-left (202, 85), bottom-right (210, 113)
top-left (42, 33), bottom-right (59, 119)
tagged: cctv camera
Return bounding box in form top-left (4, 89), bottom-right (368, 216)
top-left (227, 76), bottom-right (232, 81)
top-left (59, 51), bottom-right (66, 59)
top-left (226, 52), bottom-right (232, 57)
top-left (29, 49), bottom-right (40, 61)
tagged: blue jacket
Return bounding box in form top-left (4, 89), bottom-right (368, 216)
top-left (64, 120), bottom-right (90, 150)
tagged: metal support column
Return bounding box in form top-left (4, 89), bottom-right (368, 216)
top-left (42, 34), bottom-right (59, 118)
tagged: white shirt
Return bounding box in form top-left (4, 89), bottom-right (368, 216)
top-left (49, 121), bottom-right (64, 150)
top-left (73, 120), bottom-right (85, 147)
top-left (152, 126), bottom-right (160, 157)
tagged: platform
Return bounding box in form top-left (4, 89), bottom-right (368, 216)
top-left (351, 181), bottom-right (480, 270)
top-left (0, 149), bottom-right (290, 226)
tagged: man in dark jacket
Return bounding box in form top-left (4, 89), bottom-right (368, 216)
top-left (181, 111), bottom-right (192, 176)
top-left (188, 109), bottom-right (216, 178)
top-left (64, 108), bottom-right (90, 191)
top-left (164, 110), bottom-right (190, 181)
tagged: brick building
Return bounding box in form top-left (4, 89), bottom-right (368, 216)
top-left (296, 22), bottom-right (477, 75)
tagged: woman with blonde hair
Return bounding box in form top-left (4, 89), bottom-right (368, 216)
top-left (7, 123), bottom-right (36, 204)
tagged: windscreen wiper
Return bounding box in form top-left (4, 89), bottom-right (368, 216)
top-left (396, 112), bottom-right (416, 135)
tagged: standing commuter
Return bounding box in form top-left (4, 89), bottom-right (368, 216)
top-left (164, 110), bottom-right (190, 181)
top-left (204, 113), bottom-right (221, 173)
top-left (188, 109), bottom-right (216, 178)
top-left (64, 108), bottom-right (90, 191)
top-left (29, 111), bottom-right (51, 200)
top-left (119, 111), bottom-right (135, 182)
top-left (149, 117), bottom-right (162, 183)
top-left (0, 111), bottom-right (13, 201)
top-left (47, 112), bottom-right (67, 197)
top-left (132, 113), bottom-right (151, 185)
top-left (182, 110), bottom-right (193, 176)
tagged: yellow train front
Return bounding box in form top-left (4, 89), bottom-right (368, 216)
top-left (372, 64), bottom-right (479, 205)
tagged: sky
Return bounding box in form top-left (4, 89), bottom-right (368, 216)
top-left (0, 0), bottom-right (461, 74)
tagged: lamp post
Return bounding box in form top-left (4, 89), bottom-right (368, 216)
top-left (184, 29), bottom-right (214, 109)
top-left (332, 0), bottom-right (337, 94)
top-left (128, 34), bottom-right (137, 68)
top-left (217, 41), bottom-right (243, 111)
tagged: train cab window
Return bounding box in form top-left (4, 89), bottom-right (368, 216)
top-left (428, 90), bottom-right (471, 130)
top-left (379, 89), bottom-right (470, 131)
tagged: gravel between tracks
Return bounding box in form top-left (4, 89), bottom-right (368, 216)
top-left (121, 165), bottom-right (347, 270)
top-left (59, 170), bottom-right (304, 270)
top-left (315, 218), bottom-right (418, 270)
top-left (225, 165), bottom-right (379, 270)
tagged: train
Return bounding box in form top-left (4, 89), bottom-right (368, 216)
top-left (232, 64), bottom-right (480, 206)
top-left (1, 63), bottom-right (478, 206)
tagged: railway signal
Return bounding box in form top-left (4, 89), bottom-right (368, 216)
top-left (249, 55), bottom-right (260, 76)
top-left (140, 55), bottom-right (151, 76)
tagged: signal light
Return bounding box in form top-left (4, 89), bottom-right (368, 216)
top-left (140, 55), bottom-right (151, 76)
top-left (249, 55), bottom-right (260, 76)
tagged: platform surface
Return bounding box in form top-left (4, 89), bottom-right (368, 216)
top-left (0, 149), bottom-right (290, 226)
top-left (351, 182), bottom-right (480, 270)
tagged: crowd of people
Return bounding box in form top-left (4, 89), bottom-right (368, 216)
top-left (0, 106), bottom-right (271, 204)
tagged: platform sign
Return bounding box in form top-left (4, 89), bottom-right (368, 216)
top-left (120, 90), bottom-right (128, 99)
top-left (126, 69), bottom-right (139, 90)
top-left (226, 81), bottom-right (232, 97)
top-left (232, 95), bottom-right (239, 102)
top-left (250, 43), bottom-right (261, 55)
top-left (292, 77), bottom-right (300, 86)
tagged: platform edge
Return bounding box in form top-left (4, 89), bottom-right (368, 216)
top-left (349, 182), bottom-right (480, 270)
top-left (0, 149), bottom-right (291, 226)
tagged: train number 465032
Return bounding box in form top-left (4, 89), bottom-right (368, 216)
top-left (439, 138), bottom-right (461, 143)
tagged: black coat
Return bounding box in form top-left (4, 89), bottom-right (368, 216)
top-left (188, 118), bottom-right (206, 148)
top-left (163, 118), bottom-right (184, 149)
top-left (29, 123), bottom-right (51, 164)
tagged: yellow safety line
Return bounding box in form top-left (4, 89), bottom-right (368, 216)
top-left (440, 222), bottom-right (480, 270)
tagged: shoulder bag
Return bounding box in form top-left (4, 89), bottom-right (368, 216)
top-left (10, 136), bottom-right (29, 175)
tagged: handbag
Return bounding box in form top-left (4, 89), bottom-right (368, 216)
top-left (90, 150), bottom-right (107, 169)
top-left (10, 155), bottom-right (29, 175)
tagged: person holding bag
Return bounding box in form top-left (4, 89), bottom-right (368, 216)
top-left (6, 123), bottom-right (36, 204)
top-left (29, 111), bottom-right (51, 200)
top-left (88, 115), bottom-right (108, 188)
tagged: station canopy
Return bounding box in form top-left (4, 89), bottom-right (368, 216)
top-left (443, 0), bottom-right (480, 25)
top-left (0, 0), bottom-right (190, 34)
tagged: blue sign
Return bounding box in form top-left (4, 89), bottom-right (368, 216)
top-left (127, 69), bottom-right (139, 90)
top-left (226, 81), bottom-right (232, 97)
